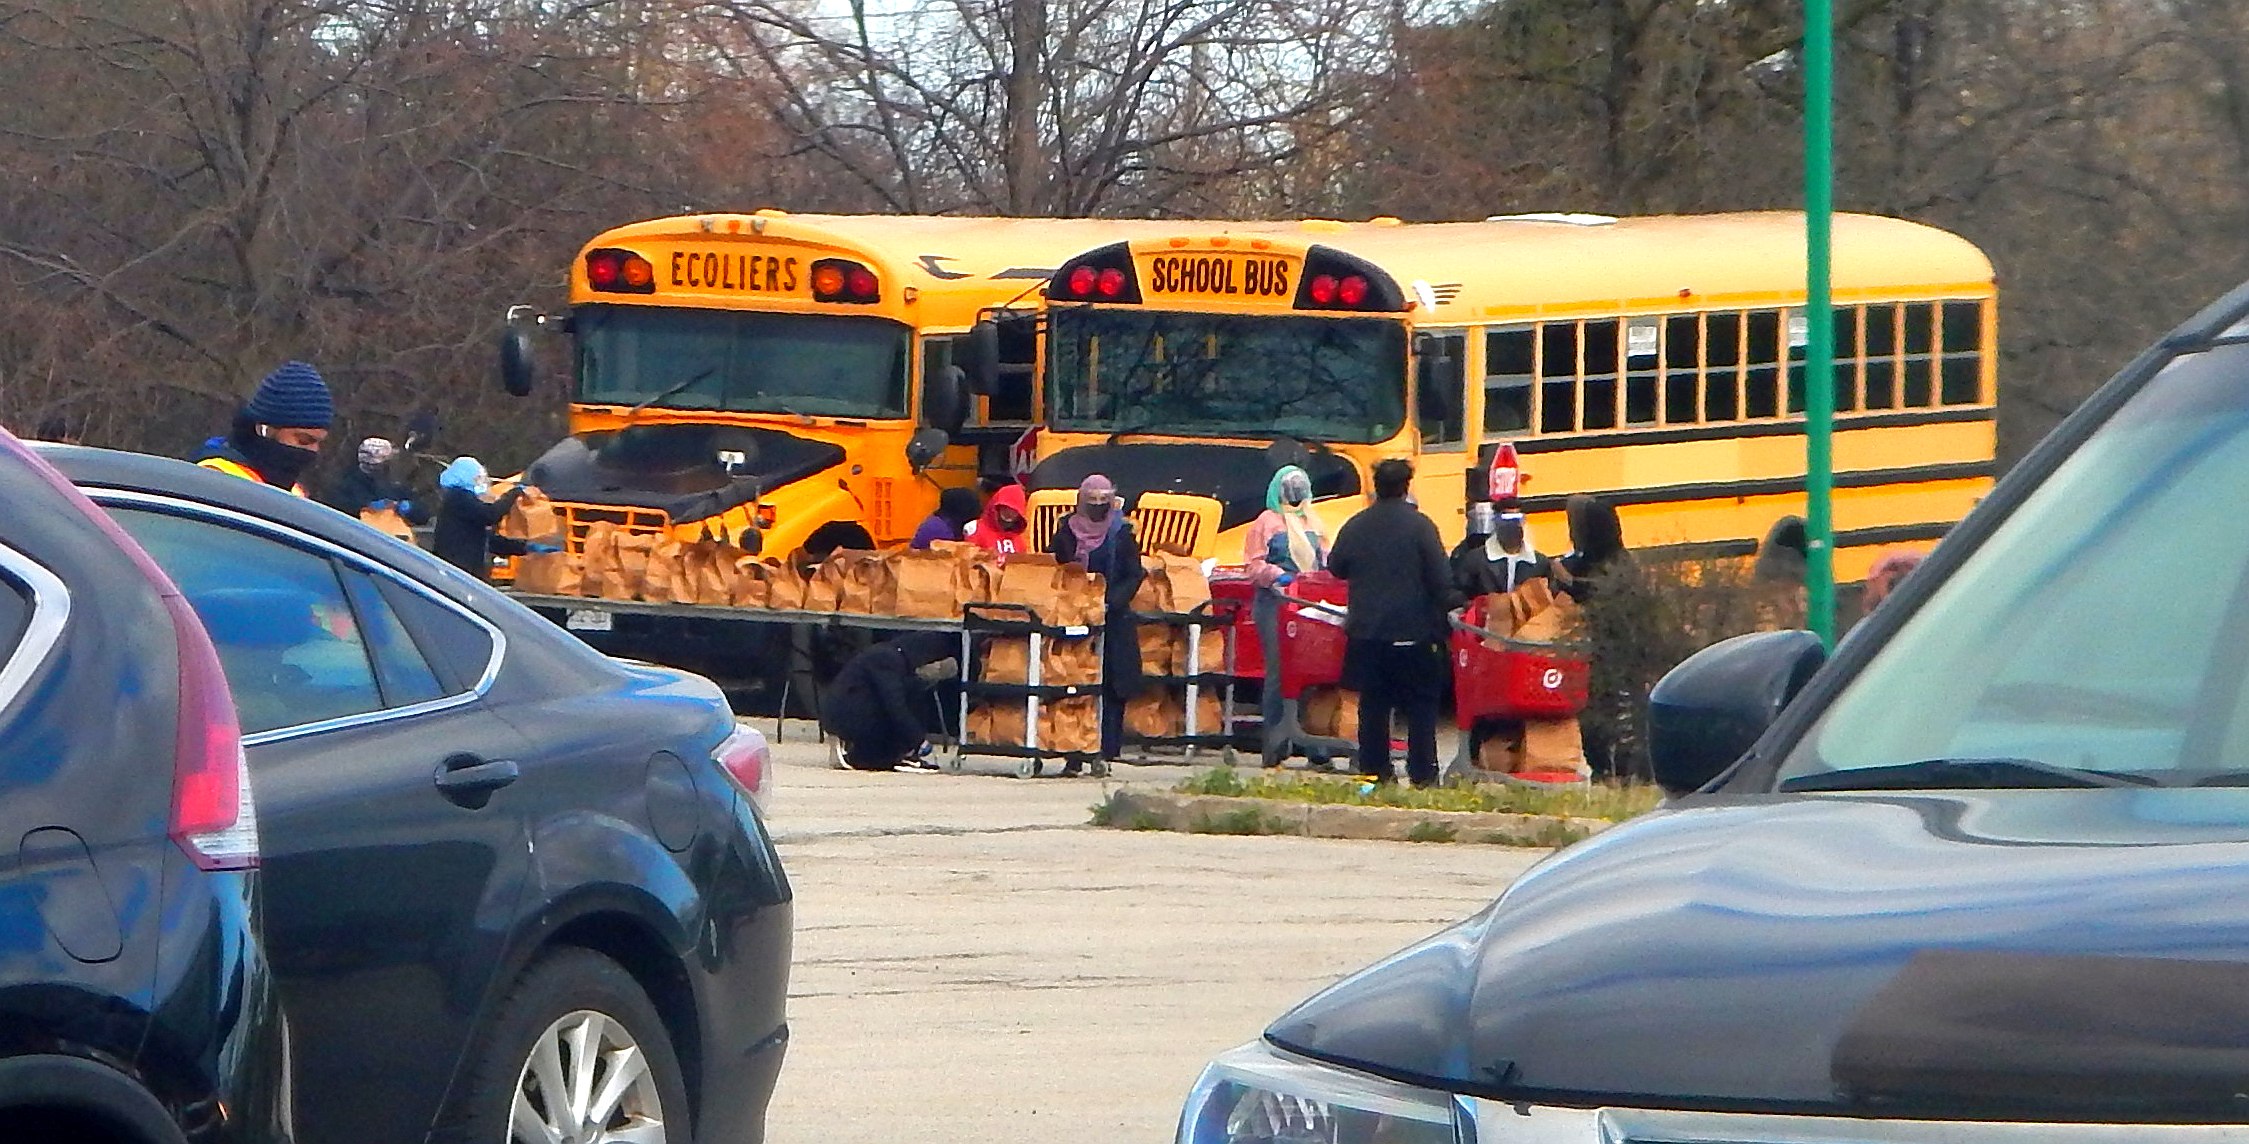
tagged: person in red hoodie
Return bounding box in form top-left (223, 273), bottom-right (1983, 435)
top-left (972, 482), bottom-right (1029, 562)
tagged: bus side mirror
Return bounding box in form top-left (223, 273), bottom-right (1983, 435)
top-left (499, 325), bottom-right (535, 397)
top-left (959, 321), bottom-right (1001, 395)
top-left (906, 428), bottom-right (949, 474)
top-left (924, 365), bottom-right (969, 435)
top-left (1646, 630), bottom-right (1827, 797)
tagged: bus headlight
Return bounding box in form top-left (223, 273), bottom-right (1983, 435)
top-left (1179, 1042), bottom-right (1467, 1144)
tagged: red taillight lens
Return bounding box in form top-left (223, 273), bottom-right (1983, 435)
top-left (1308, 275), bottom-right (1339, 305)
top-left (1067, 265), bottom-right (1097, 297)
top-left (1338, 275), bottom-right (1369, 306)
top-left (812, 259), bottom-right (879, 304)
top-left (714, 724), bottom-right (771, 807)
top-left (1096, 267), bottom-right (1126, 298)
top-left (846, 267), bottom-right (879, 300)
top-left (586, 253), bottom-right (621, 288)
top-left (166, 593), bottom-right (258, 870)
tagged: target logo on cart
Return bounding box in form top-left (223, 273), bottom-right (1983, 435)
top-left (1541, 667), bottom-right (1566, 691)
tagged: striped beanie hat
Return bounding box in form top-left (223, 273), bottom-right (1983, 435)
top-left (245, 361), bottom-right (334, 429)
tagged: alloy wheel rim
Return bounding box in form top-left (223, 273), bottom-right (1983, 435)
top-left (510, 1009), bottom-right (666, 1144)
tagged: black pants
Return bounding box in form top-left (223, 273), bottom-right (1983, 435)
top-left (1349, 639), bottom-right (1446, 786)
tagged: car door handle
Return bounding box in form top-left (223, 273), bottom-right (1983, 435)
top-left (434, 756), bottom-right (520, 807)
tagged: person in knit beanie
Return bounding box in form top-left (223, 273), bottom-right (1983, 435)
top-left (193, 361), bottom-right (335, 495)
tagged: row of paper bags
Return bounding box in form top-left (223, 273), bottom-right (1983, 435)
top-left (1474, 719), bottom-right (1589, 775)
top-left (512, 520), bottom-right (1109, 624)
top-left (964, 697), bottom-right (1101, 756)
top-left (1122, 688), bottom-right (1227, 740)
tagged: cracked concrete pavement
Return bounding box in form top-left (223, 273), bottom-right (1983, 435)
top-left (754, 720), bottom-right (1547, 1144)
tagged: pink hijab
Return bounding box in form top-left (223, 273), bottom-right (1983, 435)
top-left (1067, 474), bottom-right (1119, 556)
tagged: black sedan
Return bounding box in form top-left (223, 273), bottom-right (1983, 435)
top-left (1177, 280), bottom-right (2249, 1141)
top-left (0, 429), bottom-right (288, 1143)
top-left (45, 445), bottom-right (793, 1144)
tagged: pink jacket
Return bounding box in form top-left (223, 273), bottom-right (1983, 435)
top-left (1244, 510), bottom-right (1327, 587)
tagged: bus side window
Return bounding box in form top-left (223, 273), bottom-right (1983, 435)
top-left (1417, 332), bottom-right (1466, 448)
top-left (923, 337), bottom-right (958, 419)
top-left (1940, 300), bottom-right (1985, 405)
top-left (1902, 302), bottom-right (1939, 407)
top-left (989, 314), bottom-right (1039, 422)
top-left (1539, 324), bottom-right (1578, 433)
top-left (1485, 328), bottom-right (1534, 433)
top-left (1625, 317), bottom-right (1660, 425)
top-left (1744, 310), bottom-right (1783, 419)
top-left (1703, 312), bottom-right (1743, 421)
top-left (1862, 304), bottom-right (1900, 410)
top-left (1663, 315), bottom-right (1701, 424)
top-left (1580, 320), bottom-right (1620, 431)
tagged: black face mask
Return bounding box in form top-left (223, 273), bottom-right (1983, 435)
top-left (1081, 500), bottom-right (1112, 522)
top-left (233, 424), bottom-right (319, 489)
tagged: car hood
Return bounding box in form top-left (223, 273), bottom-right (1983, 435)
top-left (1267, 790), bottom-right (2249, 1121)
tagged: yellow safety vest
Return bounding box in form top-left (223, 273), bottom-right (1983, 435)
top-left (197, 456), bottom-right (307, 498)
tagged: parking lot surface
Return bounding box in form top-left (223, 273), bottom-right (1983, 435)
top-left (757, 721), bottom-right (1546, 1144)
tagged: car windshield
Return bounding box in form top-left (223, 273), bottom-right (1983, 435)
top-left (1045, 308), bottom-right (1407, 443)
top-left (1775, 337), bottom-right (2249, 788)
top-left (576, 303), bottom-right (910, 419)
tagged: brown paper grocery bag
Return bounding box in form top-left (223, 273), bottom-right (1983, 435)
top-left (1333, 689), bottom-right (1361, 740)
top-left (1476, 725), bottom-right (1527, 773)
top-left (360, 506), bottom-right (417, 545)
top-left (1182, 690), bottom-right (1226, 736)
top-left (512, 551), bottom-right (577, 596)
top-left (994, 553), bottom-right (1061, 619)
top-left (1171, 627), bottom-right (1227, 676)
top-left (607, 532), bottom-right (659, 601)
top-left (969, 701), bottom-right (1027, 746)
top-left (1052, 565), bottom-right (1107, 628)
top-left (640, 538), bottom-right (691, 604)
top-left (1130, 556), bottom-right (1174, 614)
top-left (578, 522), bottom-right (621, 599)
top-left (1042, 637), bottom-right (1101, 686)
top-left (1161, 555), bottom-right (1211, 612)
top-left (1137, 626), bottom-right (1174, 675)
top-left (842, 550), bottom-right (895, 614)
top-left (1300, 685), bottom-right (1339, 737)
top-left (1522, 718), bottom-right (1587, 772)
top-left (499, 487), bottom-right (561, 543)
top-left (1125, 691), bottom-right (1183, 738)
top-left (888, 550), bottom-right (960, 619)
top-left (1479, 592), bottom-right (1517, 642)
top-left (1040, 697), bottom-right (1101, 754)
top-left (801, 553), bottom-right (850, 611)
top-left (981, 638), bottom-right (1033, 684)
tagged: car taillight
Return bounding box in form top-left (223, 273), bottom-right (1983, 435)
top-left (713, 723), bottom-right (771, 808)
top-left (165, 592), bottom-right (258, 870)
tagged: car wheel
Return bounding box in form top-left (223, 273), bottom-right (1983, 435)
top-left (441, 948), bottom-right (690, 1144)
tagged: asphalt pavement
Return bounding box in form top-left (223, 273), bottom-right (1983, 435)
top-left (755, 720), bottom-right (1546, 1144)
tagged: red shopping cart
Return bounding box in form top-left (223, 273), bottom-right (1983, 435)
top-left (1447, 595), bottom-right (1591, 785)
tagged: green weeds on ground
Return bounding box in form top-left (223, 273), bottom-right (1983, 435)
top-left (1176, 766), bottom-right (1661, 822)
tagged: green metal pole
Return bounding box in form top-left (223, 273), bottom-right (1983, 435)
top-left (1804, 0), bottom-right (1837, 646)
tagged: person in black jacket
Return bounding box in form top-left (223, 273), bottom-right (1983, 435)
top-left (320, 437), bottom-right (431, 525)
top-left (820, 632), bottom-right (960, 771)
top-left (1048, 474), bottom-right (1146, 762)
top-left (1327, 459), bottom-right (1464, 787)
top-left (1552, 494), bottom-right (1628, 601)
top-left (433, 457), bottom-right (538, 581)
top-left (1451, 501), bottom-right (1546, 599)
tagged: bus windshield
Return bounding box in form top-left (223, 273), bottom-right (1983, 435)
top-left (576, 304), bottom-right (910, 419)
top-left (1046, 308), bottom-right (1407, 443)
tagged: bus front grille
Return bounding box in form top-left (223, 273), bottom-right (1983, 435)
top-left (1028, 499), bottom-right (1208, 558)
top-left (557, 504), bottom-right (673, 554)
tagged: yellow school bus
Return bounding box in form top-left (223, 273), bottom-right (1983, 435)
top-left (1010, 212), bottom-right (1996, 582)
top-left (497, 210), bottom-right (1233, 559)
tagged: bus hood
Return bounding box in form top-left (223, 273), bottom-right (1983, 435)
top-left (1266, 789), bottom-right (2249, 1121)
top-left (526, 424), bottom-right (844, 523)
top-left (1028, 443), bottom-right (1361, 531)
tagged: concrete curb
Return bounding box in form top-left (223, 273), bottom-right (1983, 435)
top-left (1099, 790), bottom-right (1611, 847)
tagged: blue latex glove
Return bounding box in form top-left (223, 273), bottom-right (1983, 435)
top-left (368, 498), bottom-right (395, 511)
top-left (1275, 572), bottom-right (1296, 587)
top-left (526, 542), bottom-right (562, 554)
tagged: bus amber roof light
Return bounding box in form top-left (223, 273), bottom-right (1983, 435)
top-left (1308, 275), bottom-right (1339, 306)
top-left (621, 258), bottom-right (654, 289)
top-left (1067, 265), bottom-right (1098, 298)
top-left (1096, 268), bottom-right (1126, 298)
top-left (811, 262), bottom-right (847, 298)
top-left (1338, 275), bottom-right (1369, 307)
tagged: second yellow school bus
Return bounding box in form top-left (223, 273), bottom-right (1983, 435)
top-left (1014, 212), bottom-right (1996, 581)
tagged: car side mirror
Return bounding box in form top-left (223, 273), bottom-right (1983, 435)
top-left (1646, 629), bottom-right (1827, 797)
top-left (499, 323), bottom-right (536, 398)
top-left (906, 428), bottom-right (949, 474)
top-left (923, 365), bottom-right (969, 435)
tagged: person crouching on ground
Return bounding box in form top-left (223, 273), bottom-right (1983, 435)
top-left (434, 457), bottom-right (538, 582)
top-left (1048, 474), bottom-right (1145, 764)
top-left (821, 632), bottom-right (960, 771)
top-left (1327, 458), bottom-right (1462, 788)
top-left (912, 486), bottom-right (984, 550)
top-left (194, 360), bottom-right (334, 495)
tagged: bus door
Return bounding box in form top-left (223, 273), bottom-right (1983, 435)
top-left (1411, 329), bottom-right (1471, 542)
